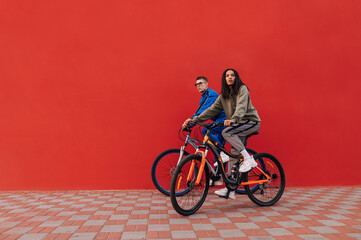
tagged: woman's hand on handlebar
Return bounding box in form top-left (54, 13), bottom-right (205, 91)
top-left (182, 118), bottom-right (193, 129)
top-left (224, 120), bottom-right (233, 126)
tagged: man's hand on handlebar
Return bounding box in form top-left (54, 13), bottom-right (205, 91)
top-left (182, 118), bottom-right (193, 130)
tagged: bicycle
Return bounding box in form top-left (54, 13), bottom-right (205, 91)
top-left (151, 125), bottom-right (257, 196)
top-left (170, 122), bottom-right (285, 216)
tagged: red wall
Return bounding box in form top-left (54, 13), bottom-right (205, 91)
top-left (1, 0), bottom-right (361, 190)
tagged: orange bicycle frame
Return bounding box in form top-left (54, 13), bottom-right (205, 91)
top-left (187, 135), bottom-right (271, 186)
top-left (240, 165), bottom-right (270, 185)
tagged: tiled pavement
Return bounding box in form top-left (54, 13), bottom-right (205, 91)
top-left (0, 186), bottom-right (360, 240)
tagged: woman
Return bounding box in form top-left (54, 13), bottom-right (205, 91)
top-left (183, 68), bottom-right (261, 199)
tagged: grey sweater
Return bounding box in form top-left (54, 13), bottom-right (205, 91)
top-left (193, 85), bottom-right (261, 124)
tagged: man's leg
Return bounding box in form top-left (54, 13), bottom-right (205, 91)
top-left (209, 126), bottom-right (225, 147)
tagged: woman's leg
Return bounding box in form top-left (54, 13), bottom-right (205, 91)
top-left (222, 121), bottom-right (260, 172)
top-left (222, 121), bottom-right (259, 152)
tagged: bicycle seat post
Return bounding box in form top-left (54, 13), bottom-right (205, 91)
top-left (236, 172), bottom-right (244, 185)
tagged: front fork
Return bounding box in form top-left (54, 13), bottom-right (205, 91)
top-left (186, 148), bottom-right (209, 185)
top-left (177, 146), bottom-right (186, 165)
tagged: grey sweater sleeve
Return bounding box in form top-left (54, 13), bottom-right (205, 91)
top-left (193, 95), bottom-right (223, 123)
top-left (230, 86), bottom-right (248, 124)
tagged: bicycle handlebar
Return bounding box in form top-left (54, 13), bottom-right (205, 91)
top-left (188, 121), bottom-right (224, 129)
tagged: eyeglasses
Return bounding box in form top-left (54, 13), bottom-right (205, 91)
top-left (195, 82), bottom-right (205, 87)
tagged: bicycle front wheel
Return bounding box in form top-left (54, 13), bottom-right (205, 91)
top-left (151, 149), bottom-right (189, 196)
top-left (244, 153), bottom-right (285, 206)
top-left (170, 154), bottom-right (209, 216)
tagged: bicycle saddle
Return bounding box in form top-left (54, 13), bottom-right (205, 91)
top-left (247, 131), bottom-right (259, 137)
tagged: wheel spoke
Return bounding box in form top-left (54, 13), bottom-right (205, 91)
top-left (152, 149), bottom-right (189, 196)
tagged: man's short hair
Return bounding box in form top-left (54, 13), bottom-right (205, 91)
top-left (196, 76), bottom-right (208, 82)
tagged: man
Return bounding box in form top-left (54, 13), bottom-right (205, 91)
top-left (190, 76), bottom-right (227, 145)
top-left (183, 76), bottom-right (229, 185)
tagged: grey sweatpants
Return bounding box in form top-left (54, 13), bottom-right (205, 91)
top-left (222, 120), bottom-right (260, 174)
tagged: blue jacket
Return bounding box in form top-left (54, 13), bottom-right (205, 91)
top-left (192, 88), bottom-right (227, 123)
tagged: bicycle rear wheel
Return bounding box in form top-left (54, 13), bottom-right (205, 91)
top-left (244, 153), bottom-right (285, 206)
top-left (170, 154), bottom-right (209, 216)
top-left (151, 149), bottom-right (189, 196)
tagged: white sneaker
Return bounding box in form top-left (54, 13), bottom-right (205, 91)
top-left (239, 156), bottom-right (257, 173)
top-left (214, 187), bottom-right (236, 199)
top-left (214, 152), bottom-right (230, 167)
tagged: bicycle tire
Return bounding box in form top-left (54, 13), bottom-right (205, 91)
top-left (244, 153), bottom-right (285, 206)
top-left (151, 148), bottom-right (189, 196)
top-left (170, 154), bottom-right (209, 216)
top-left (235, 148), bottom-right (261, 194)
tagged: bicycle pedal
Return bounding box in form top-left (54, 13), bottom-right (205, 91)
top-left (217, 192), bottom-right (235, 200)
top-left (218, 195), bottom-right (229, 199)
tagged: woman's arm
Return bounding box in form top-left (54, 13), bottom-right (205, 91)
top-left (192, 90), bottom-right (218, 118)
top-left (230, 86), bottom-right (248, 124)
top-left (193, 95), bottom-right (223, 123)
